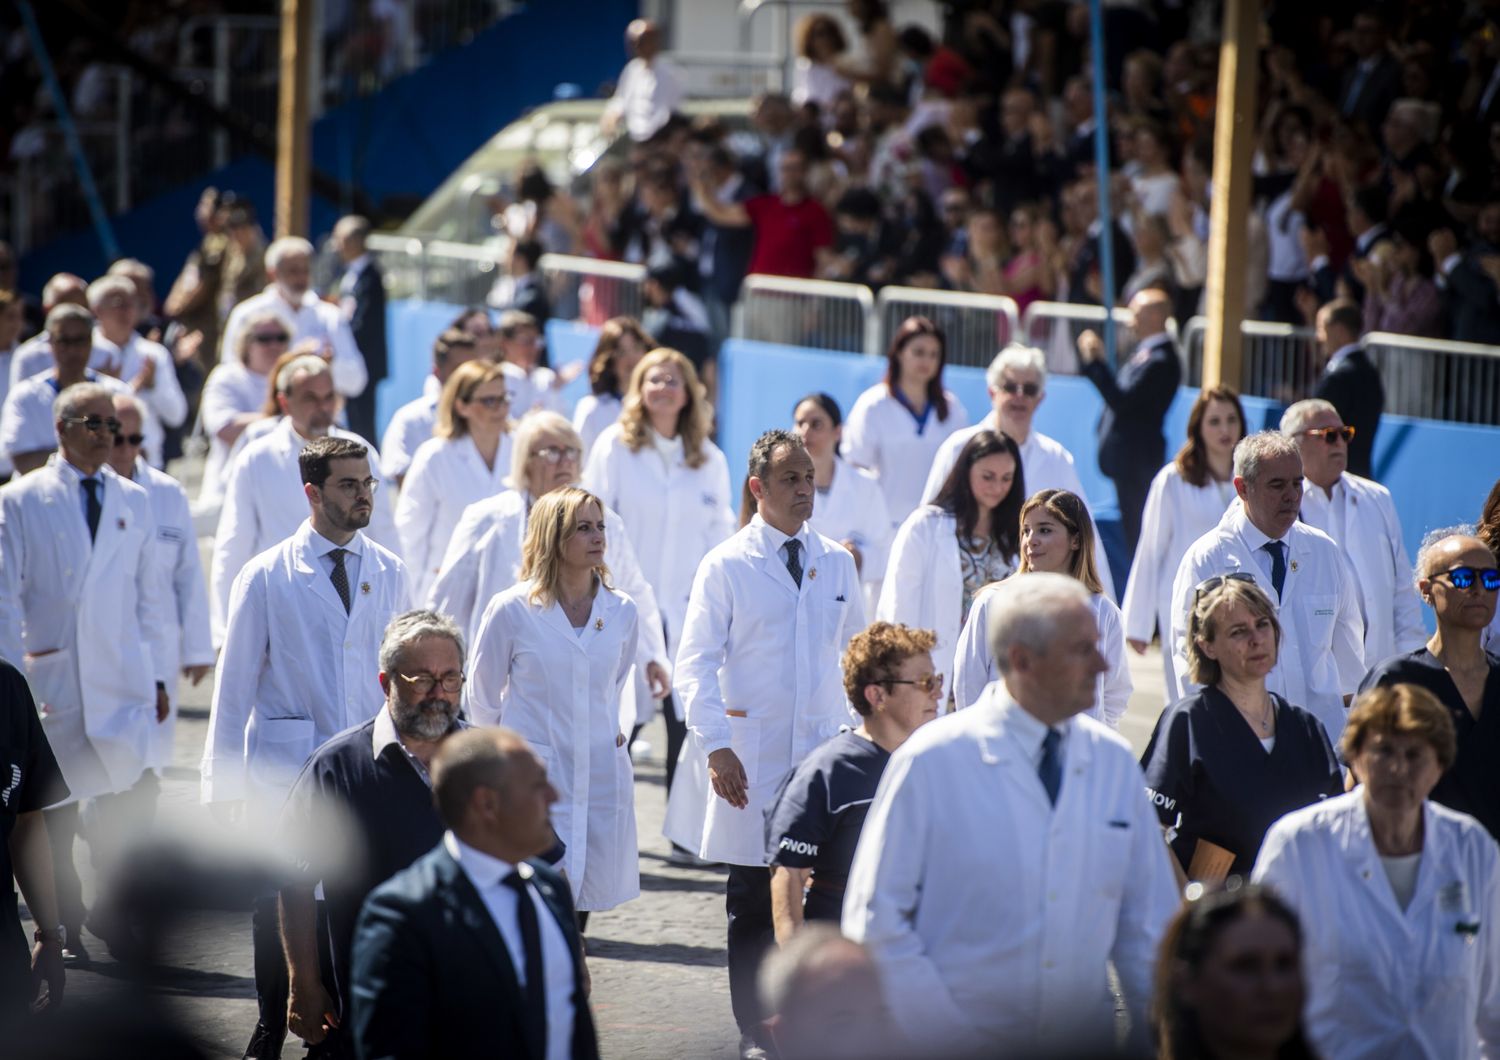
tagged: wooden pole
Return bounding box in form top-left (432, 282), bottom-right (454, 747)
top-left (1202, 0), bottom-right (1260, 388)
top-left (274, 0), bottom-right (312, 238)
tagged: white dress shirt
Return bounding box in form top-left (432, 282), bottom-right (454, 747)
top-left (443, 832), bottom-right (577, 1060)
top-left (602, 55), bottom-right (685, 142)
top-left (220, 285), bottom-right (368, 397)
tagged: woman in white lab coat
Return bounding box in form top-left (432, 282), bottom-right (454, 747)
top-left (791, 392), bottom-right (893, 614)
top-left (953, 489), bottom-right (1132, 725)
top-left (878, 429), bottom-right (1023, 703)
top-left (395, 360), bottom-right (514, 599)
top-left (1253, 684), bottom-right (1500, 1060)
top-left (196, 307), bottom-right (288, 504)
top-left (1479, 481), bottom-right (1500, 652)
top-left (583, 346), bottom-right (735, 794)
top-left (469, 487), bottom-right (640, 913)
top-left (572, 316), bottom-right (652, 459)
top-left (842, 316), bottom-right (970, 525)
top-left (1121, 385), bottom-right (1245, 692)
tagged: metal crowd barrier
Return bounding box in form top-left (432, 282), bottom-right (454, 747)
top-left (1019, 301), bottom-right (1139, 376)
top-left (1365, 332), bottom-right (1500, 425)
top-left (1181, 317), bottom-right (1321, 404)
top-left (736, 274), bottom-right (877, 355)
top-left (875, 287), bottom-right (1020, 368)
top-left (538, 253), bottom-right (646, 326)
top-left (367, 233), bottom-right (503, 305)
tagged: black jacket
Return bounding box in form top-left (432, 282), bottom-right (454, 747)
top-left (1082, 335), bottom-right (1182, 478)
top-left (348, 261), bottom-right (388, 382)
top-left (1312, 347), bottom-right (1384, 478)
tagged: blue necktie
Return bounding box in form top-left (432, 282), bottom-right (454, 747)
top-left (1038, 728), bottom-right (1062, 806)
top-left (783, 538), bottom-right (803, 587)
top-left (81, 477), bottom-right (101, 541)
top-left (1262, 540), bottom-right (1287, 600)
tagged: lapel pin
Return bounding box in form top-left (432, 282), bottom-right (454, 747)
top-left (360, 582), bottom-right (371, 595)
top-left (116, 518), bottom-right (126, 530)
top-left (1289, 560), bottom-right (1299, 572)
top-left (594, 618), bottom-right (604, 631)
top-left (808, 567), bottom-right (817, 581)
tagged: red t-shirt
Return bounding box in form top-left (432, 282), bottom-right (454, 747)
top-left (744, 195), bottom-right (835, 278)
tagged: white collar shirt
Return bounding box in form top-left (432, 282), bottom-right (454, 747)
top-left (1237, 514), bottom-right (1288, 588)
top-left (310, 525), bottom-right (363, 607)
top-left (443, 832), bottom-right (576, 1060)
top-left (1002, 694), bottom-right (1070, 777)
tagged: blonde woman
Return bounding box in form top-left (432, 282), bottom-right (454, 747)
top-left (469, 487), bottom-right (641, 915)
top-left (582, 348), bottom-right (735, 797)
top-left (951, 489), bottom-right (1131, 727)
top-left (197, 307), bottom-right (291, 502)
top-left (395, 361), bottom-right (514, 599)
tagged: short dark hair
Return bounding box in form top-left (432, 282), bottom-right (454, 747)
top-left (1353, 184), bottom-right (1388, 226)
top-left (1321, 298), bottom-right (1364, 339)
top-left (791, 392), bottom-right (843, 429)
top-left (748, 428), bottom-right (806, 481)
top-left (432, 327), bottom-right (476, 367)
top-left (431, 729), bottom-right (514, 829)
top-left (299, 436), bottom-right (369, 487)
top-left (513, 239), bottom-right (543, 270)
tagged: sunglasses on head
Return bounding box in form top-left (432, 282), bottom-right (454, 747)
top-left (1435, 566), bottom-right (1500, 591)
top-left (1303, 426), bottom-right (1355, 444)
top-left (112, 433), bottom-right (146, 447)
top-left (999, 381), bottom-right (1041, 398)
top-left (1192, 571), bottom-right (1258, 603)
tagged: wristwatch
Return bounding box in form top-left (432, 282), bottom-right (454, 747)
top-left (33, 924), bottom-right (63, 946)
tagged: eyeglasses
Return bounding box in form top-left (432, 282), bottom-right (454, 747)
top-left (62, 415), bottom-right (122, 435)
top-left (327, 476), bottom-right (380, 498)
top-left (531, 445), bottom-right (581, 464)
top-left (1192, 571), bottom-right (1258, 603)
top-left (112, 433), bottom-right (145, 447)
top-left (252, 331), bottom-right (290, 344)
top-left (468, 394), bottom-right (510, 409)
top-left (52, 335), bottom-right (93, 349)
top-left (881, 673), bottom-right (944, 694)
top-left (1435, 566), bottom-right (1500, 592)
top-left (397, 671), bottom-right (466, 694)
top-left (1303, 426), bottom-right (1355, 444)
top-left (999, 381), bottom-right (1042, 398)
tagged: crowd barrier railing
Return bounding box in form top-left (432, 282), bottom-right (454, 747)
top-left (1019, 301), bottom-right (1140, 375)
top-left (1365, 332), bottom-right (1500, 426)
top-left (538, 253), bottom-right (646, 325)
top-left (875, 287), bottom-right (1020, 368)
top-left (736, 274), bottom-right (876, 355)
top-left (1183, 317), bottom-right (1323, 405)
top-left (367, 233), bottom-right (504, 305)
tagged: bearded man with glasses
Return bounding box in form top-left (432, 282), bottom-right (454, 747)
top-left (202, 435), bottom-right (411, 1060)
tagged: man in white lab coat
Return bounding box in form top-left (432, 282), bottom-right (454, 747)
top-left (203, 434), bottom-right (410, 1060)
top-left (921, 343), bottom-right (1116, 599)
top-left (676, 429), bottom-right (864, 1060)
top-left (1282, 399), bottom-right (1426, 667)
top-left (209, 354), bottom-right (396, 646)
top-left (86, 275), bottom-right (186, 468)
top-left (378, 326), bottom-right (478, 484)
top-left (0, 382), bottom-right (174, 961)
top-left (1170, 431), bottom-right (1366, 744)
top-left (842, 574), bottom-right (1179, 1055)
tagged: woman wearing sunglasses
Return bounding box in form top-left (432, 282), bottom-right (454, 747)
top-left (953, 490), bottom-right (1132, 725)
top-left (196, 307), bottom-right (290, 505)
top-left (394, 361), bottom-right (514, 599)
top-left (1141, 576), bottom-right (1342, 882)
top-left (1359, 530), bottom-right (1500, 840)
top-left (469, 487), bottom-right (641, 919)
top-left (1480, 478), bottom-right (1500, 652)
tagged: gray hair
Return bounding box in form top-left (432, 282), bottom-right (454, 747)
top-left (86, 275), bottom-right (136, 310)
top-left (985, 343), bottom-right (1047, 391)
top-left (334, 215), bottom-right (371, 243)
top-left (1414, 525), bottom-right (1480, 587)
top-left (46, 302), bottom-right (93, 334)
top-left (1233, 430), bottom-right (1301, 483)
top-left (265, 236), bottom-right (314, 272)
top-left (110, 392), bottom-right (147, 422)
top-left (1279, 399), bottom-right (1339, 437)
top-left (747, 428), bottom-right (805, 481)
top-left (107, 258), bottom-right (154, 285)
top-left (275, 353), bottom-right (331, 394)
top-left (53, 381), bottom-right (115, 423)
top-left (41, 273), bottom-right (86, 309)
top-left (378, 609), bottom-right (467, 675)
top-left (985, 572), bottom-right (1093, 674)
top-left (508, 409), bottom-right (581, 490)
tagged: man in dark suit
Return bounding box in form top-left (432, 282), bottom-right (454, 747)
top-left (491, 239), bottom-right (551, 325)
top-left (1075, 288), bottom-right (1183, 559)
top-left (350, 727), bottom-right (598, 1060)
top-left (1339, 10), bottom-right (1401, 133)
top-left (333, 216), bottom-right (387, 444)
top-left (1312, 298), bottom-right (1384, 479)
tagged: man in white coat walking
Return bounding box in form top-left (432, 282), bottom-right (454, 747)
top-left (1282, 399), bottom-right (1426, 667)
top-left (209, 354), bottom-right (396, 645)
top-left (1170, 431), bottom-right (1366, 744)
top-left (842, 574), bottom-right (1179, 1056)
top-left (676, 429), bottom-right (865, 1060)
top-left (202, 435), bottom-right (410, 1060)
top-left (0, 382), bottom-right (174, 962)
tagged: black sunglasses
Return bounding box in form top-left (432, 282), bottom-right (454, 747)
top-left (113, 433), bottom-right (146, 447)
top-left (999, 381), bottom-right (1042, 398)
top-left (1303, 426), bottom-right (1355, 444)
top-left (62, 415), bottom-right (121, 434)
top-left (1435, 566), bottom-right (1500, 592)
top-left (1192, 571), bottom-right (1258, 603)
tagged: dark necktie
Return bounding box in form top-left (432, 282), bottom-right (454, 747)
top-left (783, 538), bottom-right (803, 588)
top-left (503, 870), bottom-right (548, 1057)
top-left (1038, 728), bottom-right (1062, 806)
top-left (328, 548), bottom-right (351, 613)
top-left (81, 477), bottom-right (101, 541)
top-left (1262, 540), bottom-right (1287, 600)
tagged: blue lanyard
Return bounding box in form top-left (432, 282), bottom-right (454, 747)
top-left (891, 387), bottom-right (934, 434)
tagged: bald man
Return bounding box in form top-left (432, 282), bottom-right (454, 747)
top-left (1077, 287), bottom-right (1182, 559)
top-left (1359, 532), bottom-right (1500, 839)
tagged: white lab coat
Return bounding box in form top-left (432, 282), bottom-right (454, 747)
top-left (878, 505), bottom-right (1010, 702)
top-left (953, 584), bottom-right (1132, 727)
top-left (582, 423), bottom-right (735, 658)
top-left (202, 521), bottom-right (412, 807)
top-left (0, 370), bottom-right (130, 467)
top-left (394, 433), bottom-right (514, 601)
top-left (676, 517), bottom-right (865, 865)
top-left (1169, 500), bottom-right (1366, 745)
top-left (427, 488), bottom-right (669, 727)
top-left (1299, 473), bottom-right (1427, 668)
top-left (808, 456), bottom-right (894, 615)
top-left (842, 384), bottom-right (970, 525)
top-left (92, 328), bottom-right (187, 467)
top-left (1253, 791), bottom-right (1500, 1060)
top-left (209, 418), bottom-right (397, 645)
top-left (470, 581), bottom-right (640, 911)
top-left (572, 393), bottom-right (621, 460)
top-left (221, 286), bottom-right (368, 397)
top-left (196, 362), bottom-right (270, 504)
top-left (131, 459), bottom-right (214, 770)
top-left (922, 420), bottom-right (1117, 599)
top-left (1120, 463), bottom-right (1237, 691)
top-left (501, 362), bottom-right (565, 416)
top-left (842, 686), bottom-right (1180, 1054)
top-left (379, 382), bottom-right (440, 482)
top-left (0, 457), bottom-right (174, 804)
